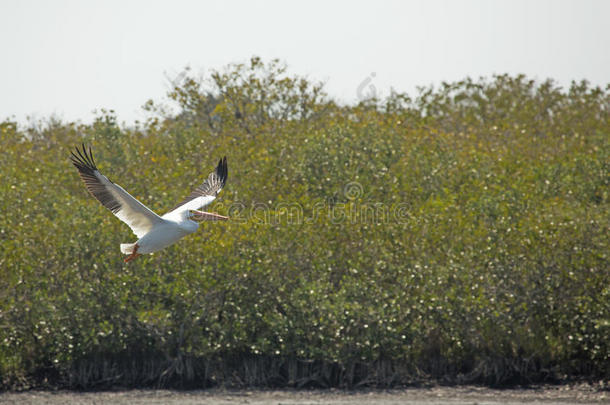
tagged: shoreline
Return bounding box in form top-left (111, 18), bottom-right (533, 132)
top-left (1, 383), bottom-right (607, 404)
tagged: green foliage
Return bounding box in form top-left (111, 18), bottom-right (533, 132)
top-left (0, 59), bottom-right (608, 388)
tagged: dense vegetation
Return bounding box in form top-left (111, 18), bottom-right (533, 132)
top-left (0, 58), bottom-right (608, 389)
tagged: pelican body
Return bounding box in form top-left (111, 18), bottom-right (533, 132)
top-left (70, 145), bottom-right (228, 262)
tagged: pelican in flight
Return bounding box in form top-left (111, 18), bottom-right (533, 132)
top-left (70, 145), bottom-right (228, 262)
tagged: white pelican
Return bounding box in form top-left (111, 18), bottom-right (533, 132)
top-left (70, 145), bottom-right (228, 263)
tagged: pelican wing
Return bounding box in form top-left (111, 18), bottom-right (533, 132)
top-left (169, 156), bottom-right (228, 213)
top-left (70, 145), bottom-right (164, 239)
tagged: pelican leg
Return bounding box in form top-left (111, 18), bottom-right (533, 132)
top-left (124, 244), bottom-right (141, 263)
top-left (192, 210), bottom-right (229, 221)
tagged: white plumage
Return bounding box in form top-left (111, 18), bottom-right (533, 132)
top-left (71, 145), bottom-right (228, 262)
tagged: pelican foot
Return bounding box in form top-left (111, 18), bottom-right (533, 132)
top-left (124, 244), bottom-right (141, 263)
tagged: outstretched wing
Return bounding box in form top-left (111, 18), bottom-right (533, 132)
top-left (70, 144), bottom-right (164, 239)
top-left (168, 156), bottom-right (228, 213)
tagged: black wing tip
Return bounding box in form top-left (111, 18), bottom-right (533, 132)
top-left (217, 155), bottom-right (228, 185)
top-left (70, 144), bottom-right (97, 171)
top-left (169, 156), bottom-right (228, 210)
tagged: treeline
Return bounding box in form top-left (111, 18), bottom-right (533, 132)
top-left (0, 57), bottom-right (608, 389)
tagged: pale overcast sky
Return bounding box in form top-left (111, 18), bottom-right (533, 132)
top-left (1, 0), bottom-right (608, 125)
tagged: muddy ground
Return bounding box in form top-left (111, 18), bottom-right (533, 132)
top-left (1, 384), bottom-right (608, 405)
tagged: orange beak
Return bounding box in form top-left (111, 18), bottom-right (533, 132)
top-left (191, 210), bottom-right (229, 221)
